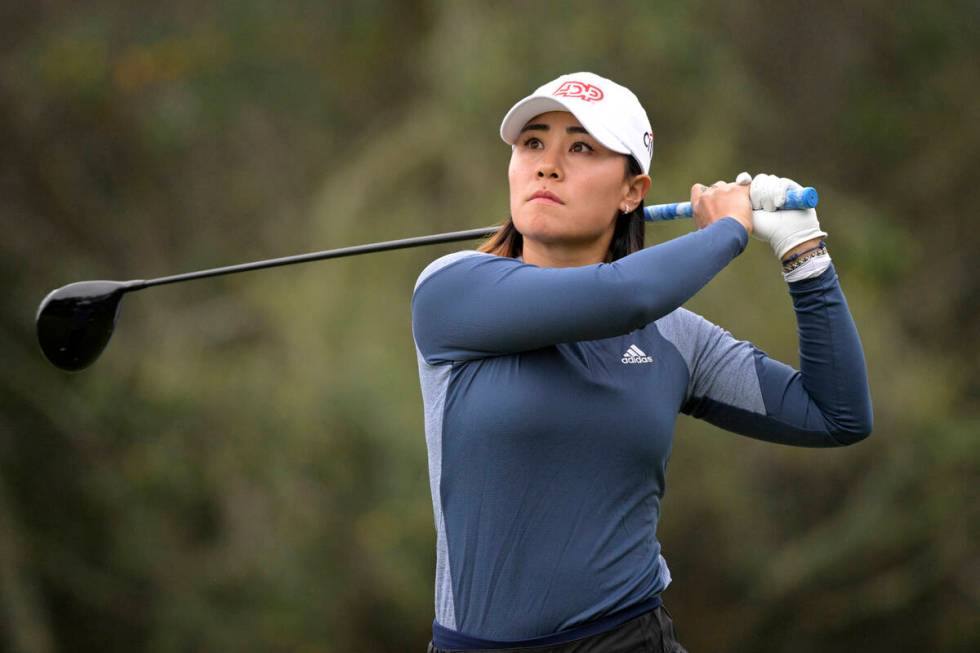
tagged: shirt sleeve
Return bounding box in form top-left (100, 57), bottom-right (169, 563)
top-left (657, 263), bottom-right (873, 447)
top-left (411, 218), bottom-right (748, 364)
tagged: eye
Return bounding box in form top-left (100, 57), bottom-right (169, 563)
top-left (521, 136), bottom-right (543, 149)
top-left (570, 141), bottom-right (594, 153)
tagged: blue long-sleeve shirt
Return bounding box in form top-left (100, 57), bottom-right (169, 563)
top-left (411, 218), bottom-right (872, 648)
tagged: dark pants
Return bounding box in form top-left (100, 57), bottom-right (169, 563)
top-left (426, 606), bottom-right (687, 653)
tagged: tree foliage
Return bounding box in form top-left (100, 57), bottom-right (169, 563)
top-left (1, 1), bottom-right (977, 651)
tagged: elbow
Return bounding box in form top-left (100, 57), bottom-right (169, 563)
top-left (828, 408), bottom-right (874, 446)
top-left (831, 424), bottom-right (872, 446)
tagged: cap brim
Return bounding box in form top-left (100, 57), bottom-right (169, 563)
top-left (499, 96), bottom-right (630, 157)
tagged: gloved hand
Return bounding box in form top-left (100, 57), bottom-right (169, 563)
top-left (735, 171), bottom-right (827, 259)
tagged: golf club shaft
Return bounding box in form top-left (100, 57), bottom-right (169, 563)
top-left (138, 226), bottom-right (500, 289)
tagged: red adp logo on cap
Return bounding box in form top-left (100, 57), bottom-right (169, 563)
top-left (553, 80), bottom-right (604, 102)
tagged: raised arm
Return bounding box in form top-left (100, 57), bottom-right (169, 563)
top-left (659, 263), bottom-right (873, 447)
top-left (412, 217), bottom-right (748, 364)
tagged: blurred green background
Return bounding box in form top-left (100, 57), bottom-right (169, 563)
top-left (2, 1), bottom-right (978, 651)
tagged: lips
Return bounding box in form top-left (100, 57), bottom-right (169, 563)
top-left (529, 190), bottom-right (564, 205)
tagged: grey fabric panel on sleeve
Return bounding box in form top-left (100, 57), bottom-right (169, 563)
top-left (655, 308), bottom-right (766, 414)
top-left (414, 345), bottom-right (458, 630)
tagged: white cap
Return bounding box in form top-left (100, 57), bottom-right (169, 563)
top-left (499, 72), bottom-right (654, 174)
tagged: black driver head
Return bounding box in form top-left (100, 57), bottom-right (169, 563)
top-left (36, 280), bottom-right (132, 371)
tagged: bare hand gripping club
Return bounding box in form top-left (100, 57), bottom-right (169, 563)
top-left (644, 186), bottom-right (819, 222)
top-left (36, 184), bottom-right (820, 371)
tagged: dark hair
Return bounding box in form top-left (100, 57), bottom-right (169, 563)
top-left (478, 156), bottom-right (646, 262)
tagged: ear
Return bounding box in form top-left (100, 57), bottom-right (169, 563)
top-left (622, 174), bottom-right (651, 210)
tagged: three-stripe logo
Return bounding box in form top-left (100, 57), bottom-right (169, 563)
top-left (622, 344), bottom-right (653, 364)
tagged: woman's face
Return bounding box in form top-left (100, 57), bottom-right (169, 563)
top-left (508, 111), bottom-right (640, 252)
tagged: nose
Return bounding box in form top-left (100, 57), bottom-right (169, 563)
top-left (536, 155), bottom-right (562, 180)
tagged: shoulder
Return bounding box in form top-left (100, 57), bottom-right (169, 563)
top-left (654, 307), bottom-right (708, 335)
top-left (654, 307), bottom-right (720, 361)
top-left (413, 250), bottom-right (502, 292)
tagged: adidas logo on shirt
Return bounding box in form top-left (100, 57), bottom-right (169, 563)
top-left (621, 344), bottom-right (654, 364)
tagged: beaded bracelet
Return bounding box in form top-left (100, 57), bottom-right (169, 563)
top-left (781, 240), bottom-right (826, 265)
top-left (783, 247), bottom-right (828, 273)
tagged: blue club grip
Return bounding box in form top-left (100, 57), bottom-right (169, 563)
top-left (644, 186), bottom-right (819, 222)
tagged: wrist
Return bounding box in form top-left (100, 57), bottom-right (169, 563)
top-left (719, 214), bottom-right (751, 236)
top-left (782, 240), bottom-right (828, 274)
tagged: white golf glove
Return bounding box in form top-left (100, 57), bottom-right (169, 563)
top-left (735, 171), bottom-right (827, 260)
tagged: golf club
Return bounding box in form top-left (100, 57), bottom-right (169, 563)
top-left (36, 188), bottom-right (819, 371)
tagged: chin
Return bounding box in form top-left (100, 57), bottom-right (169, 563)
top-left (514, 214), bottom-right (566, 244)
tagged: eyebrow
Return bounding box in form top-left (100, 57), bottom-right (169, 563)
top-left (519, 123), bottom-right (591, 135)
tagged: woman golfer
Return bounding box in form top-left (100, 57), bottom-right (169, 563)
top-left (411, 72), bottom-right (872, 653)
